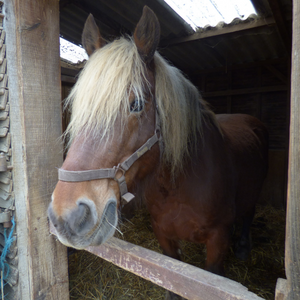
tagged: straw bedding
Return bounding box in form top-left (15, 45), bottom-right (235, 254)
top-left (68, 204), bottom-right (286, 299)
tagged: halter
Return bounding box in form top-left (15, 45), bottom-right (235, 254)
top-left (58, 109), bottom-right (161, 206)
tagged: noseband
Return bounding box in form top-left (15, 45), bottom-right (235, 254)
top-left (58, 108), bottom-right (161, 206)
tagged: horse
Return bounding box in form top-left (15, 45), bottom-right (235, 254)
top-left (48, 6), bottom-right (268, 299)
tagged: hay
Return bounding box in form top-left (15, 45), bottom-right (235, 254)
top-left (69, 205), bottom-right (286, 299)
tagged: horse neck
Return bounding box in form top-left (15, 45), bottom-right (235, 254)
top-left (146, 115), bottom-right (221, 189)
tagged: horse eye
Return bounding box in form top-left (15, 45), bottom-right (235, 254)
top-left (130, 98), bottom-right (144, 113)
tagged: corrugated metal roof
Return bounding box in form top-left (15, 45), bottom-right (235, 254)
top-left (163, 0), bottom-right (257, 29)
top-left (59, 0), bottom-right (292, 71)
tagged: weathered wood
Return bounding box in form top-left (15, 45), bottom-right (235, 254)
top-left (0, 194), bottom-right (14, 209)
top-left (0, 88), bottom-right (8, 109)
top-left (88, 238), bottom-right (264, 300)
top-left (275, 278), bottom-right (287, 300)
top-left (0, 132), bottom-right (10, 153)
top-left (161, 17), bottom-right (275, 47)
top-left (0, 104), bottom-right (9, 120)
top-left (266, 0), bottom-right (291, 55)
top-left (285, 1), bottom-right (300, 299)
top-left (188, 58), bottom-right (288, 76)
top-left (51, 223), bottom-right (261, 300)
top-left (202, 84), bottom-right (287, 97)
top-left (61, 74), bottom-right (76, 84)
top-left (5, 0), bottom-right (69, 299)
top-left (264, 64), bottom-right (287, 84)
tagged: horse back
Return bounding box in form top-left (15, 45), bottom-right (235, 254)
top-left (216, 114), bottom-right (269, 216)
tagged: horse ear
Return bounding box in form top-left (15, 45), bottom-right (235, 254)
top-left (134, 6), bottom-right (160, 64)
top-left (82, 14), bottom-right (105, 56)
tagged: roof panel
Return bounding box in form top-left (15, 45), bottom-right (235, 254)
top-left (59, 0), bottom-right (292, 71)
top-left (163, 0), bottom-right (257, 30)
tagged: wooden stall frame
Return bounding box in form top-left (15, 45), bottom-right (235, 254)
top-left (283, 0), bottom-right (300, 299)
top-left (4, 0), bottom-right (69, 298)
top-left (50, 224), bottom-right (263, 300)
top-left (56, 1), bottom-right (297, 298)
top-left (2, 0), bottom-right (299, 298)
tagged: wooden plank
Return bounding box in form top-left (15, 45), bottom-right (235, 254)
top-left (202, 85), bottom-right (287, 98)
top-left (61, 74), bottom-right (76, 84)
top-left (266, 0), bottom-right (292, 55)
top-left (0, 88), bottom-right (8, 109)
top-left (5, 1), bottom-right (69, 299)
top-left (264, 64), bottom-right (288, 84)
top-left (0, 132), bottom-right (10, 152)
top-left (87, 238), bottom-right (264, 300)
top-left (285, 1), bottom-right (300, 299)
top-left (0, 104), bottom-right (9, 120)
top-left (50, 224), bottom-right (262, 300)
top-left (187, 58), bottom-right (288, 77)
top-left (161, 17), bottom-right (275, 47)
top-left (275, 278), bottom-right (287, 300)
top-left (0, 194), bottom-right (14, 209)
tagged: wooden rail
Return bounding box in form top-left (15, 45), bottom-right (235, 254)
top-left (50, 224), bottom-right (263, 300)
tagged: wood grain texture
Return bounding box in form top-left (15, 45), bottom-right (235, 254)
top-left (59, 219), bottom-right (264, 300)
top-left (275, 278), bottom-right (287, 300)
top-left (285, 1), bottom-right (300, 299)
top-left (87, 237), bottom-right (264, 300)
top-left (5, 0), bottom-right (69, 299)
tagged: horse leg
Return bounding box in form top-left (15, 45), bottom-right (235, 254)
top-left (235, 207), bottom-right (255, 260)
top-left (152, 223), bottom-right (186, 300)
top-left (160, 238), bottom-right (186, 300)
top-left (205, 227), bottom-right (231, 276)
top-left (158, 237), bottom-right (186, 300)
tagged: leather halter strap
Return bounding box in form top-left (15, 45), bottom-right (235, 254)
top-left (58, 109), bottom-right (161, 205)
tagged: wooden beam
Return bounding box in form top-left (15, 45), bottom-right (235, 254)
top-left (50, 224), bottom-right (262, 300)
top-left (275, 278), bottom-right (287, 300)
top-left (161, 17), bottom-right (275, 47)
top-left (87, 238), bottom-right (264, 300)
top-left (266, 0), bottom-right (292, 55)
top-left (202, 84), bottom-right (287, 98)
top-left (264, 64), bottom-right (288, 84)
top-left (185, 58), bottom-right (288, 76)
top-left (61, 66), bottom-right (80, 77)
top-left (70, 2), bottom-right (125, 36)
top-left (61, 75), bottom-right (76, 84)
top-left (5, 1), bottom-right (69, 299)
top-left (285, 1), bottom-right (300, 299)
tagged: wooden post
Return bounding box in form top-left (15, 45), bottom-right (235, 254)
top-left (275, 278), bottom-right (287, 300)
top-left (285, 0), bottom-right (300, 299)
top-left (5, 0), bottom-right (69, 299)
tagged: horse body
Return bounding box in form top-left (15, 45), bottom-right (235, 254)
top-left (48, 7), bottom-right (268, 295)
top-left (144, 113), bottom-right (268, 274)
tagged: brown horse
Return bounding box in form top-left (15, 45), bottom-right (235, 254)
top-left (48, 6), bottom-right (268, 299)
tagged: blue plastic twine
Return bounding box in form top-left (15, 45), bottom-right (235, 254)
top-left (0, 216), bottom-right (16, 293)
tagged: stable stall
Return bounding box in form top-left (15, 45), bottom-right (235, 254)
top-left (1, 0), bottom-right (299, 299)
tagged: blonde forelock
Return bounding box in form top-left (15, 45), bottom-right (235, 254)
top-left (65, 37), bottom-right (149, 145)
top-left (65, 37), bottom-right (217, 176)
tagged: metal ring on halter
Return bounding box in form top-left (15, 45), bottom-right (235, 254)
top-left (113, 164), bottom-right (126, 181)
top-left (113, 164), bottom-right (135, 206)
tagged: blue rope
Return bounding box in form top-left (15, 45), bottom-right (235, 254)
top-left (0, 217), bottom-right (16, 297)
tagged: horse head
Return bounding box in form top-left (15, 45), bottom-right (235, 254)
top-left (48, 7), bottom-right (161, 249)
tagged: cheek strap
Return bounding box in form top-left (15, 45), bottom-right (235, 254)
top-left (58, 110), bottom-right (162, 206)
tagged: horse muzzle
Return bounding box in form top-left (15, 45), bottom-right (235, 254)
top-left (48, 197), bottom-right (118, 249)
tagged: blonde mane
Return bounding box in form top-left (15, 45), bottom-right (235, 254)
top-left (65, 36), bottom-right (217, 174)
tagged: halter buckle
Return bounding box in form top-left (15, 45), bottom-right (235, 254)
top-left (113, 164), bottom-right (135, 206)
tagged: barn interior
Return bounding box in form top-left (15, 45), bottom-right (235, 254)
top-left (58, 0), bottom-right (291, 298)
top-left (60, 0), bottom-right (292, 208)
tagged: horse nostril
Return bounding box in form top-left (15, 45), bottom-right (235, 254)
top-left (77, 203), bottom-right (91, 228)
top-left (68, 200), bottom-right (98, 235)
